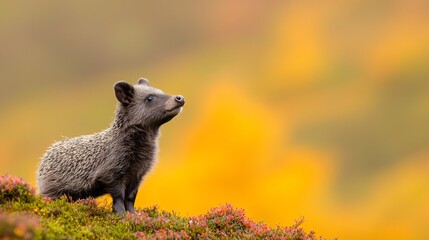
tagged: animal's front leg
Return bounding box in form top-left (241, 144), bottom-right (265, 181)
top-left (125, 183), bottom-right (139, 214)
top-left (108, 184), bottom-right (126, 214)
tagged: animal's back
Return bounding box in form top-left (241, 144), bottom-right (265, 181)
top-left (37, 129), bottom-right (112, 198)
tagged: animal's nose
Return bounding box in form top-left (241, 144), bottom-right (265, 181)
top-left (175, 95), bottom-right (185, 103)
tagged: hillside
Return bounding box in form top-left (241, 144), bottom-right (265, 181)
top-left (0, 175), bottom-right (324, 239)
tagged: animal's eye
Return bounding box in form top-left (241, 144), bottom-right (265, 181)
top-left (146, 95), bottom-right (155, 102)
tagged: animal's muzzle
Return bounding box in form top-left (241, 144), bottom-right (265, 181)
top-left (174, 95), bottom-right (185, 106)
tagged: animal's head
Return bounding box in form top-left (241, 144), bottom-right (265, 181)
top-left (114, 78), bottom-right (185, 128)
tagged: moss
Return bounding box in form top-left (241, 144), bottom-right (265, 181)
top-left (0, 175), bottom-right (325, 239)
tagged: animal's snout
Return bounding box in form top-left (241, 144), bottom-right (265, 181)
top-left (175, 95), bottom-right (185, 104)
top-left (165, 95), bottom-right (185, 112)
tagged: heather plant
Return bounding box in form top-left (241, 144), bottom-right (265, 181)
top-left (0, 175), bottom-right (325, 239)
top-left (0, 175), bottom-right (36, 204)
top-left (0, 212), bottom-right (41, 239)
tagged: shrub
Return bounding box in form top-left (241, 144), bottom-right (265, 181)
top-left (0, 175), bottom-right (326, 239)
top-left (0, 175), bottom-right (36, 204)
top-left (135, 229), bottom-right (190, 240)
top-left (0, 212), bottom-right (41, 239)
top-left (188, 204), bottom-right (319, 240)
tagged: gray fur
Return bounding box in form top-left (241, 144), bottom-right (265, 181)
top-left (36, 79), bottom-right (185, 214)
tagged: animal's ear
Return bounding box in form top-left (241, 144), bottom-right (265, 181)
top-left (114, 81), bottom-right (134, 106)
top-left (138, 78), bottom-right (149, 86)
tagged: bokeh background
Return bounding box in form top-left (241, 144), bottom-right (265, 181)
top-left (1, 1), bottom-right (429, 239)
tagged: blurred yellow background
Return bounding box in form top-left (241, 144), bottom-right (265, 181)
top-left (1, 1), bottom-right (428, 239)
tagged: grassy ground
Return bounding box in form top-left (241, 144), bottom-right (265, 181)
top-left (0, 175), bottom-right (323, 239)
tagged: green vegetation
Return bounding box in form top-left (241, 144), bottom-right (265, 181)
top-left (0, 175), bottom-right (323, 239)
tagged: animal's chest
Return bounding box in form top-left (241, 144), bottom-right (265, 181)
top-left (117, 128), bottom-right (157, 183)
top-left (121, 144), bottom-right (155, 183)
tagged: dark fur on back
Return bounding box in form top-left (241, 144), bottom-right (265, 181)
top-left (36, 79), bottom-right (184, 214)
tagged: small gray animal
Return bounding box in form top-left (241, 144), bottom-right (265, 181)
top-left (36, 78), bottom-right (185, 214)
